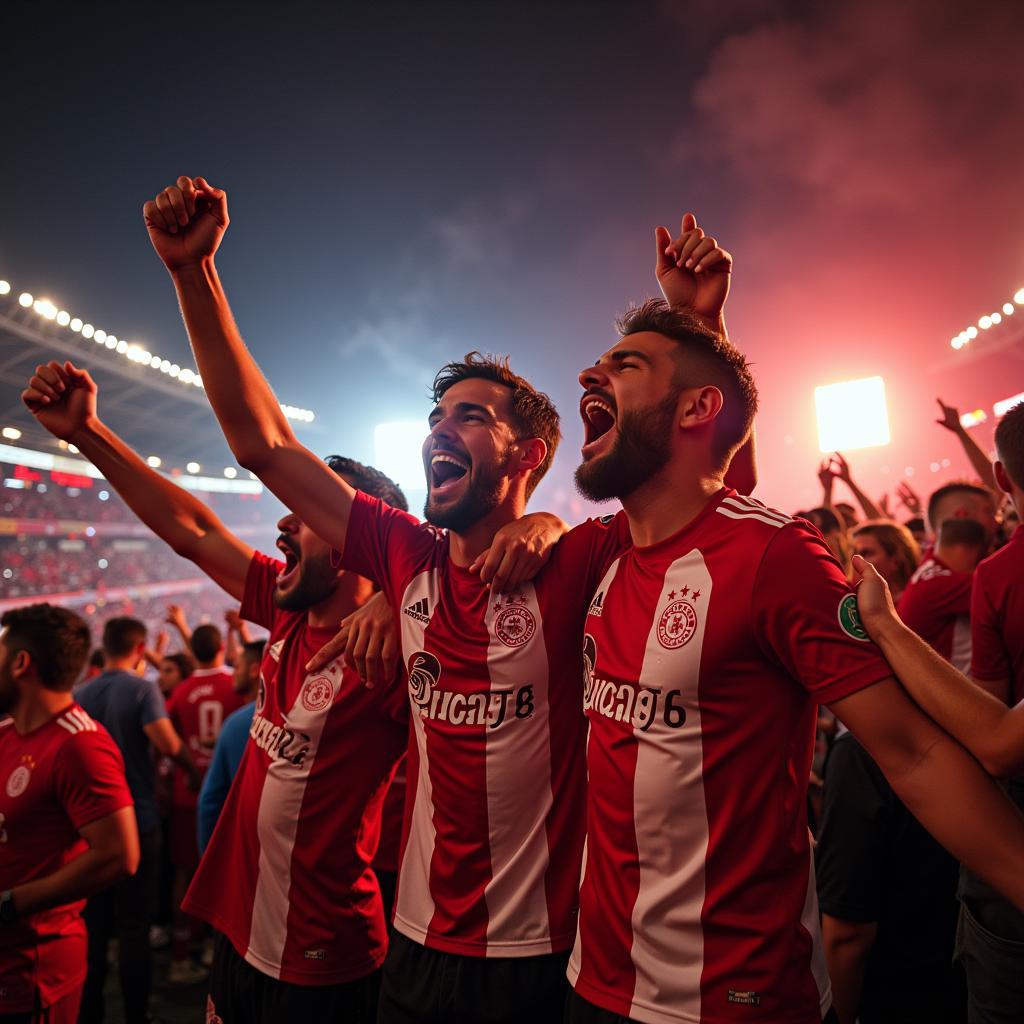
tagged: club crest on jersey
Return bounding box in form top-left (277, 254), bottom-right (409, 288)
top-left (838, 593), bottom-right (870, 642)
top-left (301, 675), bottom-right (334, 713)
top-left (657, 598), bottom-right (698, 650)
top-left (408, 651), bottom-right (442, 708)
top-left (5, 764), bottom-right (30, 799)
top-left (493, 595), bottom-right (536, 648)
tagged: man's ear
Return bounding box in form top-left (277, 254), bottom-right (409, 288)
top-left (994, 461), bottom-right (1014, 497)
top-left (10, 649), bottom-right (31, 681)
top-left (515, 438), bottom-right (548, 477)
top-left (678, 385), bottom-right (724, 432)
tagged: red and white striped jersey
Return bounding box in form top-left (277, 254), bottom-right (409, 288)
top-left (182, 553), bottom-right (407, 985)
top-left (568, 490), bottom-right (892, 1024)
top-left (342, 491), bottom-right (630, 958)
top-left (898, 555), bottom-right (973, 674)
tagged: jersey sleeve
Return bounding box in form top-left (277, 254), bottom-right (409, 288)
top-left (815, 735), bottom-right (890, 922)
top-left (752, 522), bottom-right (892, 705)
top-left (54, 726), bottom-right (134, 830)
top-left (241, 551), bottom-right (286, 631)
top-left (970, 568), bottom-right (1010, 683)
top-left (341, 490), bottom-right (435, 605)
top-left (548, 511), bottom-right (632, 602)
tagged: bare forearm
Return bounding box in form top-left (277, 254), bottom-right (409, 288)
top-left (822, 930), bottom-right (872, 1024)
top-left (13, 849), bottom-right (129, 917)
top-left (846, 480), bottom-right (882, 521)
top-left (170, 259), bottom-right (294, 467)
top-left (70, 418), bottom-right (229, 558)
top-left (953, 426), bottom-right (997, 491)
top-left (873, 618), bottom-right (1020, 773)
top-left (884, 728), bottom-right (1024, 909)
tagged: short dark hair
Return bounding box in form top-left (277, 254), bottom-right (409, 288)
top-left (161, 652), bottom-right (194, 680)
top-left (616, 299), bottom-right (758, 467)
top-left (1, 603), bottom-right (91, 690)
top-left (995, 401), bottom-right (1024, 490)
top-left (431, 352), bottom-right (561, 498)
top-left (102, 617), bottom-right (147, 658)
top-left (190, 624), bottom-right (223, 663)
top-left (241, 639), bottom-right (266, 665)
top-left (937, 517), bottom-right (987, 551)
top-left (324, 456), bottom-right (408, 511)
top-left (89, 648), bottom-right (106, 670)
top-left (926, 482), bottom-right (996, 533)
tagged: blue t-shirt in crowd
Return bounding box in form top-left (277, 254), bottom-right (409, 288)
top-left (76, 669), bottom-right (168, 833)
top-left (197, 700), bottom-right (254, 853)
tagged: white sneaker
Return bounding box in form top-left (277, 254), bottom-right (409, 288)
top-left (168, 959), bottom-right (209, 985)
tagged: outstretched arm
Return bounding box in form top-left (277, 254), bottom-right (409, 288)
top-left (23, 361), bottom-right (253, 600)
top-left (832, 452), bottom-right (883, 521)
top-left (936, 398), bottom-right (997, 491)
top-left (655, 212), bottom-right (756, 492)
top-left (855, 555), bottom-right (1024, 777)
top-left (143, 176), bottom-right (356, 554)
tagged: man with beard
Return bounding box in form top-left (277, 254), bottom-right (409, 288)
top-left (0, 604), bottom-right (137, 1024)
top-left (566, 300), bottom-right (1024, 1024)
top-left (20, 361), bottom-right (551, 1023)
top-left (134, 177), bottom-right (749, 1023)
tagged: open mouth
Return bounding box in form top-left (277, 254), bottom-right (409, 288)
top-left (276, 537), bottom-right (300, 585)
top-left (429, 451), bottom-right (469, 498)
top-left (580, 393), bottom-right (617, 456)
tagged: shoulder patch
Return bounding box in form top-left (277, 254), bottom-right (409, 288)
top-left (837, 593), bottom-right (870, 642)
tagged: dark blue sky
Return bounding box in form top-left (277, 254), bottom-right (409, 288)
top-left (4, 1), bottom-right (1023, 517)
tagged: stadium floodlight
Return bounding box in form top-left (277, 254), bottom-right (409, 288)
top-left (82, 323), bottom-right (94, 338)
top-left (994, 392), bottom-right (1024, 418)
top-left (94, 329), bottom-right (107, 343)
top-left (991, 312), bottom-right (1003, 326)
top-left (18, 293), bottom-right (33, 307)
top-left (115, 340), bottom-right (127, 354)
top-left (70, 318), bottom-right (82, 332)
top-left (0, 281), bottom-right (10, 295)
top-left (959, 409), bottom-right (987, 429)
top-left (146, 455), bottom-right (161, 468)
top-left (374, 420), bottom-right (428, 493)
top-left (186, 461), bottom-right (201, 474)
top-left (1003, 303), bottom-right (1015, 316)
top-left (223, 467), bottom-right (238, 479)
top-left (979, 315), bottom-right (993, 330)
top-left (2, 427), bottom-right (22, 440)
top-left (1016, 289), bottom-right (1024, 305)
top-left (966, 326), bottom-right (978, 339)
top-left (814, 376), bottom-right (891, 453)
top-left (56, 310), bottom-right (70, 326)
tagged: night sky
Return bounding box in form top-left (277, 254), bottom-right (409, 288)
top-left (4, 0), bottom-right (1023, 519)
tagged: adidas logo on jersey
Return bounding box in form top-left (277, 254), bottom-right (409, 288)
top-left (269, 640), bottom-right (284, 662)
top-left (588, 591), bottom-right (605, 617)
top-left (403, 597), bottom-right (431, 624)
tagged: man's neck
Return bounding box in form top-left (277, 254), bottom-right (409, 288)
top-left (197, 658), bottom-right (224, 671)
top-left (305, 573), bottom-right (375, 629)
top-left (103, 656), bottom-right (138, 673)
top-left (620, 463), bottom-right (724, 548)
top-left (11, 687), bottom-right (74, 734)
top-left (935, 544), bottom-right (978, 574)
top-left (447, 500), bottom-right (526, 568)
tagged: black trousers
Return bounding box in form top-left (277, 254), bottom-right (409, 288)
top-left (378, 930), bottom-right (570, 1024)
top-left (565, 991), bottom-right (841, 1023)
top-left (79, 827), bottom-right (160, 1024)
top-left (208, 932), bottom-right (379, 1023)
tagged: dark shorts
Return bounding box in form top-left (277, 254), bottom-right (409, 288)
top-left (565, 990), bottom-right (840, 1023)
top-left (207, 932), bottom-right (379, 1024)
top-left (378, 930), bottom-right (570, 1024)
top-left (954, 899), bottom-right (1024, 1024)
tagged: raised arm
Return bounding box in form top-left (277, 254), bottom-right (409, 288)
top-left (855, 555), bottom-right (1024, 777)
top-left (832, 452), bottom-right (883, 521)
top-left (655, 212), bottom-right (756, 492)
top-left (936, 398), bottom-right (998, 491)
top-left (23, 361), bottom-right (252, 601)
top-left (143, 176), bottom-right (356, 553)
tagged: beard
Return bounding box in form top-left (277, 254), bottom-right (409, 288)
top-left (574, 392), bottom-right (677, 502)
top-left (424, 452), bottom-right (511, 532)
top-left (273, 554), bottom-right (339, 612)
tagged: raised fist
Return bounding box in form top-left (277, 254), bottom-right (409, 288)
top-left (143, 176), bottom-right (229, 272)
top-left (655, 212), bottom-right (732, 327)
top-left (22, 360), bottom-right (97, 441)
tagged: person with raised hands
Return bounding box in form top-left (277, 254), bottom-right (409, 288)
top-left (22, 360), bottom-right (418, 1022)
